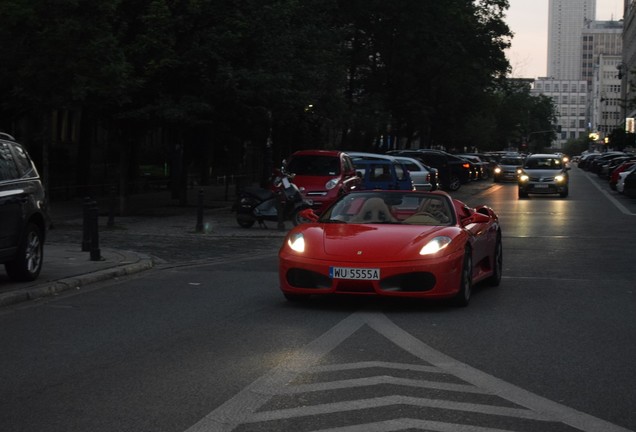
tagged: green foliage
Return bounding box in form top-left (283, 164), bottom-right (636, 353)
top-left (1, 0), bottom-right (559, 188)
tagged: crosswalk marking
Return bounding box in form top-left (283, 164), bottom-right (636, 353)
top-left (183, 311), bottom-right (633, 432)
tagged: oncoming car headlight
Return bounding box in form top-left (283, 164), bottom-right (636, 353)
top-left (519, 174), bottom-right (529, 182)
top-left (287, 233), bottom-right (305, 252)
top-left (325, 178), bottom-right (339, 190)
top-left (555, 174), bottom-right (566, 183)
top-left (494, 167), bottom-right (502, 174)
top-left (420, 236), bottom-right (452, 255)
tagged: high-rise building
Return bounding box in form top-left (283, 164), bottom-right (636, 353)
top-left (547, 0), bottom-right (596, 80)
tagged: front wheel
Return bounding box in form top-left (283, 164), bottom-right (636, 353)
top-left (452, 247), bottom-right (472, 307)
top-left (486, 237), bottom-right (503, 286)
top-left (446, 175), bottom-right (461, 192)
top-left (290, 207), bottom-right (312, 226)
top-left (5, 223), bottom-right (44, 281)
top-left (236, 213), bottom-right (255, 228)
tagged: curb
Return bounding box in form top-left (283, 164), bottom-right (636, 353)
top-left (0, 255), bottom-right (154, 308)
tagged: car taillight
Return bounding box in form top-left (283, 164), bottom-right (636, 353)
top-left (462, 163), bottom-right (470, 169)
top-left (426, 174), bottom-right (430, 182)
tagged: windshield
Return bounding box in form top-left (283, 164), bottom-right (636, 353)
top-left (500, 158), bottom-right (523, 165)
top-left (319, 192), bottom-right (455, 226)
top-left (287, 155), bottom-right (341, 176)
top-left (524, 157), bottom-right (563, 170)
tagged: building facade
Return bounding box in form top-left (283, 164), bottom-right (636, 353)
top-left (548, 0), bottom-right (596, 80)
top-left (531, 78), bottom-right (588, 148)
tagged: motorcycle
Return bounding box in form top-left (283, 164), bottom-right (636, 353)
top-left (235, 167), bottom-right (313, 229)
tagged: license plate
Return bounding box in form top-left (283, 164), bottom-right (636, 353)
top-left (534, 184), bottom-right (548, 189)
top-left (330, 267), bottom-right (380, 280)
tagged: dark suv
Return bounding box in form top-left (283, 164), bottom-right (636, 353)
top-left (0, 133), bottom-right (48, 281)
top-left (387, 149), bottom-right (471, 191)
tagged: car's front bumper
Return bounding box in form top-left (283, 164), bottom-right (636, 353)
top-left (518, 182), bottom-right (567, 194)
top-left (279, 249), bottom-right (464, 299)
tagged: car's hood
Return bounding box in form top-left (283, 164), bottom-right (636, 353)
top-left (320, 224), bottom-right (445, 259)
top-left (292, 175), bottom-right (334, 191)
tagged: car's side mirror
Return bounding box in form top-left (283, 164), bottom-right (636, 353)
top-left (299, 208), bottom-right (319, 222)
top-left (463, 212), bottom-right (490, 225)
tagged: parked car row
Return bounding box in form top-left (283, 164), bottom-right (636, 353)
top-left (577, 150), bottom-right (636, 197)
top-left (280, 149), bottom-right (500, 215)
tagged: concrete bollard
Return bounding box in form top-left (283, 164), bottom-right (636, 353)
top-left (82, 197), bottom-right (92, 252)
top-left (89, 202), bottom-right (101, 261)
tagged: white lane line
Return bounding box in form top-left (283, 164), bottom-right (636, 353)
top-left (363, 312), bottom-right (633, 432)
top-left (309, 361), bottom-right (440, 374)
top-left (183, 311), bottom-right (633, 432)
top-left (245, 395), bottom-right (548, 423)
top-left (312, 418), bottom-right (522, 432)
top-left (583, 173), bottom-right (636, 216)
top-left (276, 376), bottom-right (490, 395)
top-left (183, 311), bottom-right (364, 432)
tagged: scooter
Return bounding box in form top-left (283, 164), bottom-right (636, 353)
top-left (235, 167), bottom-right (312, 228)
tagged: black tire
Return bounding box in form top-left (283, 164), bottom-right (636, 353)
top-left (5, 223), bottom-right (44, 282)
top-left (518, 189), bottom-right (528, 199)
top-left (486, 236), bottom-right (503, 287)
top-left (290, 207), bottom-right (312, 226)
top-left (236, 214), bottom-right (255, 228)
top-left (559, 188), bottom-right (569, 198)
top-left (447, 175), bottom-right (461, 192)
top-left (453, 247), bottom-right (472, 307)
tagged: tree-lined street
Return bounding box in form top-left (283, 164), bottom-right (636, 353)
top-left (1, 167), bottom-right (634, 432)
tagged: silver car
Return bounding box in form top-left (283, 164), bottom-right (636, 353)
top-left (517, 154), bottom-right (570, 198)
top-left (391, 156), bottom-right (437, 191)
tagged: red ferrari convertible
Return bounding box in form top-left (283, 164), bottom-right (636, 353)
top-left (278, 190), bottom-right (502, 306)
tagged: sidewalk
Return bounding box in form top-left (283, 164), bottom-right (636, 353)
top-left (0, 185), bottom-right (289, 308)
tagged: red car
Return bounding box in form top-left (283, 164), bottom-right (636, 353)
top-left (279, 190), bottom-right (502, 306)
top-left (609, 160), bottom-right (636, 190)
top-left (285, 150), bottom-right (361, 214)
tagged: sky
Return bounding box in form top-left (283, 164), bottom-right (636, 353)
top-left (505, 0), bottom-right (624, 78)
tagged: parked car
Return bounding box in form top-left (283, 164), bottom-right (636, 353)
top-left (597, 154), bottom-right (633, 178)
top-left (622, 167), bottom-right (636, 198)
top-left (351, 158), bottom-right (414, 191)
top-left (391, 155), bottom-right (439, 191)
top-left (587, 152), bottom-right (625, 174)
top-left (346, 152), bottom-right (435, 191)
top-left (457, 154), bottom-right (490, 180)
top-left (387, 149), bottom-right (471, 191)
top-left (577, 152), bottom-right (602, 170)
top-left (518, 153), bottom-right (570, 198)
top-left (0, 134), bottom-right (48, 281)
top-left (493, 155), bottom-right (524, 182)
top-left (279, 190), bottom-right (502, 306)
top-left (609, 160), bottom-right (636, 190)
top-left (285, 150), bottom-right (361, 214)
top-left (616, 163), bottom-right (636, 195)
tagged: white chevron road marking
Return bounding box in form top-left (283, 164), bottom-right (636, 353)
top-left (184, 311), bottom-right (633, 432)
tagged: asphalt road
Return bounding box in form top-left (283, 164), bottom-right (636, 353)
top-left (1, 167), bottom-right (634, 432)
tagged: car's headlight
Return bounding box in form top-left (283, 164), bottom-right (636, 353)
top-left (325, 178), bottom-right (339, 190)
top-left (494, 167), bottom-right (502, 174)
top-left (555, 174), bottom-right (565, 182)
top-left (419, 236), bottom-right (452, 255)
top-left (287, 233), bottom-right (305, 252)
top-left (519, 174), bottom-right (529, 182)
